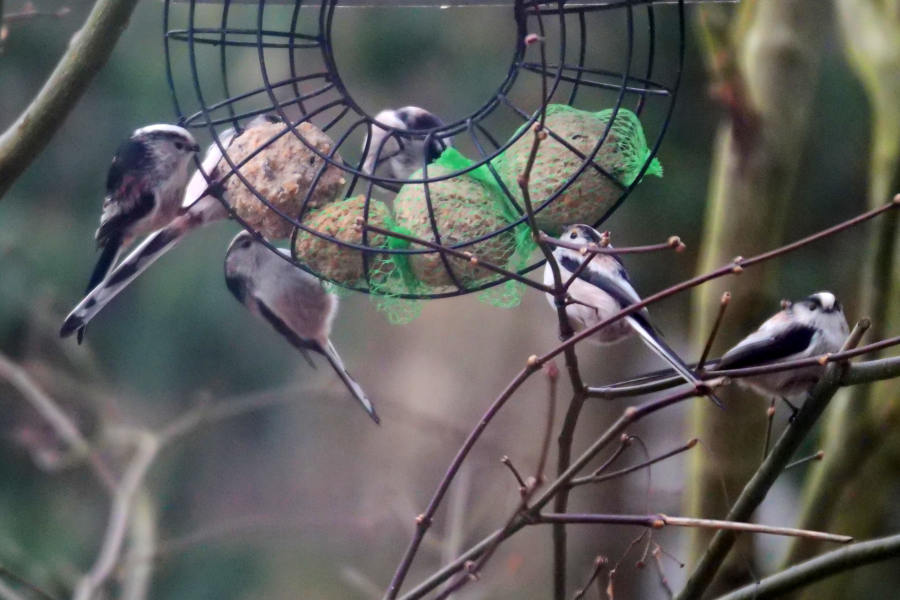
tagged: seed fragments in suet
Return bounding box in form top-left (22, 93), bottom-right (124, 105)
top-left (393, 148), bottom-right (518, 288)
top-left (224, 121), bottom-right (346, 239)
top-left (294, 195), bottom-right (395, 287)
top-left (495, 104), bottom-right (662, 236)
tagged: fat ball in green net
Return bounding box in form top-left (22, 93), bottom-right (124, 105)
top-left (293, 195), bottom-right (424, 324)
top-left (494, 104), bottom-right (662, 236)
top-left (225, 121), bottom-right (346, 239)
top-left (393, 148), bottom-right (520, 289)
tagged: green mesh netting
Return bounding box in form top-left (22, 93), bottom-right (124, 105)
top-left (393, 148), bottom-right (526, 308)
top-left (293, 195), bottom-right (424, 324)
top-left (293, 106), bottom-right (661, 323)
top-left (493, 104), bottom-right (662, 237)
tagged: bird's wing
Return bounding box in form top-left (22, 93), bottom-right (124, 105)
top-left (558, 255), bottom-right (643, 307)
top-left (559, 255), bottom-right (721, 407)
top-left (254, 301), bottom-right (319, 369)
top-left (60, 222), bottom-right (189, 339)
top-left (717, 325), bottom-right (817, 369)
top-left (106, 138), bottom-right (149, 195)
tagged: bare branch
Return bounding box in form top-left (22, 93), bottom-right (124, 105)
top-left (675, 321), bottom-right (869, 599)
top-left (72, 431), bottom-right (159, 600)
top-left (714, 532), bottom-right (900, 600)
top-left (570, 438), bottom-right (698, 487)
top-left (540, 231), bottom-right (686, 255)
top-left (0, 565), bottom-right (58, 600)
top-left (0, 0), bottom-right (142, 200)
top-left (0, 352), bottom-right (115, 490)
top-left (536, 513), bottom-right (851, 544)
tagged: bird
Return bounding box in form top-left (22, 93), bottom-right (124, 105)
top-left (361, 106), bottom-right (451, 181)
top-left (60, 115), bottom-right (280, 341)
top-left (223, 231), bottom-right (379, 424)
top-left (716, 291), bottom-right (849, 401)
top-left (73, 124), bottom-right (201, 342)
top-left (544, 224), bottom-right (722, 408)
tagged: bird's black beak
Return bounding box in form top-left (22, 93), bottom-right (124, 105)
top-left (191, 143), bottom-right (201, 153)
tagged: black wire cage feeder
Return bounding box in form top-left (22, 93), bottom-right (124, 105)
top-left (164, 0), bottom-right (688, 322)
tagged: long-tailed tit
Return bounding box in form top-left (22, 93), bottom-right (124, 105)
top-left (71, 125), bottom-right (200, 342)
top-left (362, 106), bottom-right (451, 181)
top-left (716, 292), bottom-right (849, 399)
top-left (545, 224), bottom-right (722, 407)
top-left (224, 231), bottom-right (379, 424)
top-left (60, 115), bottom-right (278, 340)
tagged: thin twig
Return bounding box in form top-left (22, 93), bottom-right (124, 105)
top-left (608, 531), bottom-right (650, 600)
top-left (587, 434), bottom-right (634, 478)
top-left (500, 456), bottom-right (527, 490)
top-left (698, 292), bottom-right (731, 370)
top-left (784, 451), bottom-right (824, 471)
top-left (652, 545), bottom-right (675, 599)
top-left (570, 438), bottom-right (698, 487)
top-left (762, 398), bottom-right (776, 460)
top-left (535, 362), bottom-right (559, 486)
top-left (541, 232), bottom-right (686, 255)
top-left (573, 556), bottom-right (607, 600)
top-left (536, 514), bottom-right (851, 544)
top-left (397, 383), bottom-right (726, 600)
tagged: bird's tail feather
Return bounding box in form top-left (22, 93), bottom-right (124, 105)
top-left (321, 340), bottom-right (380, 424)
top-left (77, 237), bottom-right (123, 343)
top-left (626, 315), bottom-right (723, 408)
top-left (60, 224), bottom-right (187, 338)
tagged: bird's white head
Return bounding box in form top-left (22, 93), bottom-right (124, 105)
top-left (133, 124), bottom-right (200, 156)
top-left (787, 291), bottom-right (848, 336)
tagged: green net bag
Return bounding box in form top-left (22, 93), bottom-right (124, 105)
top-left (393, 148), bottom-right (521, 289)
top-left (293, 195), bottom-right (424, 324)
top-left (494, 104), bottom-right (662, 236)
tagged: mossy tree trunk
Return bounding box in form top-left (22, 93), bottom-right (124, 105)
top-left (685, 2), bottom-right (829, 595)
top-left (781, 2), bottom-right (900, 598)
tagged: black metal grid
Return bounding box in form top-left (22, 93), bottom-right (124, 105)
top-left (163, 0), bottom-right (685, 299)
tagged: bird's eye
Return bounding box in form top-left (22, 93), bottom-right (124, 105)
top-left (569, 232), bottom-right (577, 240)
top-left (174, 142), bottom-right (184, 151)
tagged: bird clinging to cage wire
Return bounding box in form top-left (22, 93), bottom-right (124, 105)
top-left (545, 224), bottom-right (722, 408)
top-left (716, 292), bottom-right (849, 407)
top-left (71, 124), bottom-right (200, 343)
top-left (59, 115), bottom-right (277, 341)
top-left (361, 106), bottom-right (451, 181)
top-left (224, 231), bottom-right (379, 424)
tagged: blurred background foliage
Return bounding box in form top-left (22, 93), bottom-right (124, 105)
top-left (0, 1), bottom-right (892, 599)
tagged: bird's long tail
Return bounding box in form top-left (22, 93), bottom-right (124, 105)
top-left (60, 221), bottom-right (190, 339)
top-left (77, 235), bottom-right (123, 343)
top-left (626, 315), bottom-right (723, 408)
top-left (320, 340), bottom-right (380, 424)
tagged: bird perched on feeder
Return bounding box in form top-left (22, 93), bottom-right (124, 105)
top-left (362, 106), bottom-right (451, 181)
top-left (71, 124), bottom-right (200, 342)
top-left (224, 231), bottom-right (379, 423)
top-left (60, 115), bottom-right (277, 340)
top-left (716, 292), bottom-right (849, 401)
top-left (545, 224), bottom-right (722, 407)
